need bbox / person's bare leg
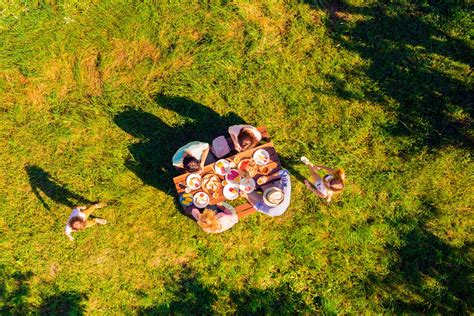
[308,165,321,183]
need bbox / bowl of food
[186,173,201,190]
[214,159,230,176]
[239,177,256,193]
[238,159,258,177]
[225,169,241,183]
[253,149,270,166]
[201,174,221,195]
[193,192,210,208]
[223,184,239,200]
[179,192,194,207]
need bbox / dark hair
[69,216,86,231]
[238,129,258,151]
[183,155,201,173]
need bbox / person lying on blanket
[301,156,346,202]
[228,125,261,152]
[172,141,211,174]
[241,169,291,217]
[64,203,107,241]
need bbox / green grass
[1,0,472,314]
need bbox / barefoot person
[172,141,211,174]
[242,169,291,217]
[64,203,107,241]
[228,125,261,152]
[191,202,238,233]
[301,156,346,202]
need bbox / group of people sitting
[64,125,346,239]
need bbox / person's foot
[300,156,313,167]
[304,179,313,189]
[95,203,107,208]
[95,218,107,225]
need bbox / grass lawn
[1,0,472,314]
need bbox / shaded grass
[0,0,472,314]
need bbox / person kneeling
[242,169,291,217]
[191,202,238,233]
[64,203,107,241]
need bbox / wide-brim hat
[263,187,284,207]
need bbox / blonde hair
[197,209,221,233]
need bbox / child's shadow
[113,94,246,195]
[25,165,93,210]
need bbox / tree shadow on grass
[229,285,318,315]
[25,165,93,210]
[0,267,33,314]
[0,266,87,314]
[138,267,217,315]
[324,1,473,153]
[39,291,87,315]
[113,94,246,200]
[138,267,317,315]
[363,202,473,313]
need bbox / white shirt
[64,208,86,237]
[172,142,209,167]
[228,125,261,151]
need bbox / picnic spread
[173,126,282,218]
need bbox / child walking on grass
[301,156,346,202]
[64,203,107,241]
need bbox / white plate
[186,173,201,190]
[193,191,210,208]
[253,149,270,166]
[214,159,230,176]
[239,177,256,193]
[225,169,241,183]
[223,184,239,200]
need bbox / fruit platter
[237,158,258,177]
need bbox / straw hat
[263,187,284,207]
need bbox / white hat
[263,187,284,207]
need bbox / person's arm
[191,208,201,221]
[228,126,242,151]
[316,165,335,174]
[64,226,74,241]
[200,146,210,169]
[304,180,327,198]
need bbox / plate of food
[186,173,201,190]
[253,149,270,166]
[225,169,241,183]
[201,174,222,194]
[223,184,239,200]
[239,177,256,193]
[238,158,258,177]
[214,159,230,176]
[193,191,210,208]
